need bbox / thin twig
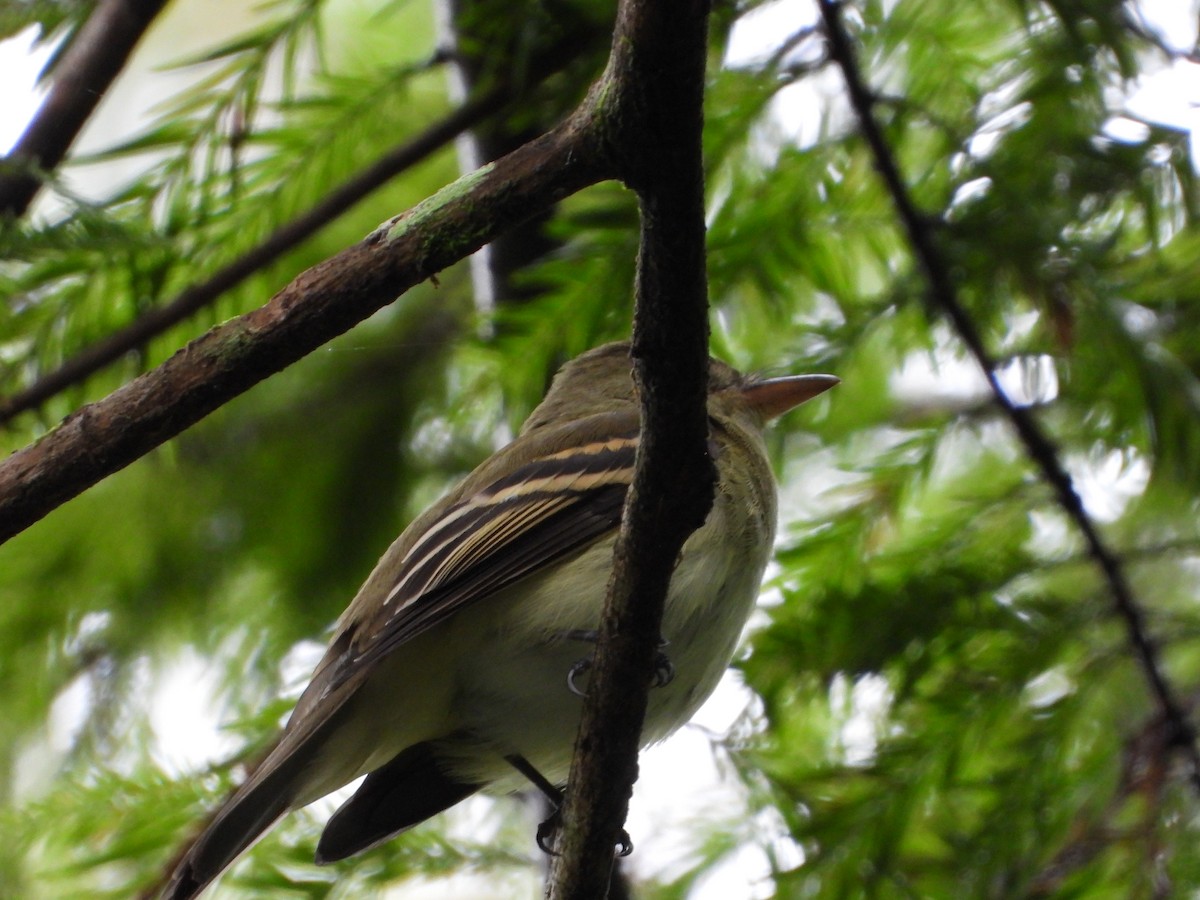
[0,0,169,218]
[817,0,1200,790]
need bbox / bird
[164,341,837,898]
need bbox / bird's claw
[566,657,591,698]
[561,632,674,697]
[537,807,563,855]
[616,829,634,856]
[534,807,633,858]
[652,640,674,687]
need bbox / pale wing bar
[337,433,639,681]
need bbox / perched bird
[166,341,837,899]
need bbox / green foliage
[0,3,87,47]
[3,0,1200,896]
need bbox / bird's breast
[443,480,774,790]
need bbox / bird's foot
[560,630,674,697]
[536,806,563,855]
[535,806,633,857]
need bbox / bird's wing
[333,426,639,683]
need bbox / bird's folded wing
[331,425,640,687]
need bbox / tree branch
[818,0,1200,791]
[0,0,169,218]
[0,38,594,426]
[0,113,607,544]
[546,0,714,896]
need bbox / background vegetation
[2,0,1199,896]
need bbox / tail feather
[164,747,305,900]
[162,648,366,899]
[163,701,352,900]
[315,742,480,864]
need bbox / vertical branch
[817,0,1200,790]
[546,0,715,897]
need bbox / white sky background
[0,28,51,153]
[2,1,1200,898]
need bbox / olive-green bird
[166,341,836,898]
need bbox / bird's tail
[162,744,302,900]
[163,739,482,898]
[315,741,481,863]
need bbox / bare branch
[817,0,1200,791]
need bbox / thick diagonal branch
[0,114,606,543]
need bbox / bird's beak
[741,374,839,420]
